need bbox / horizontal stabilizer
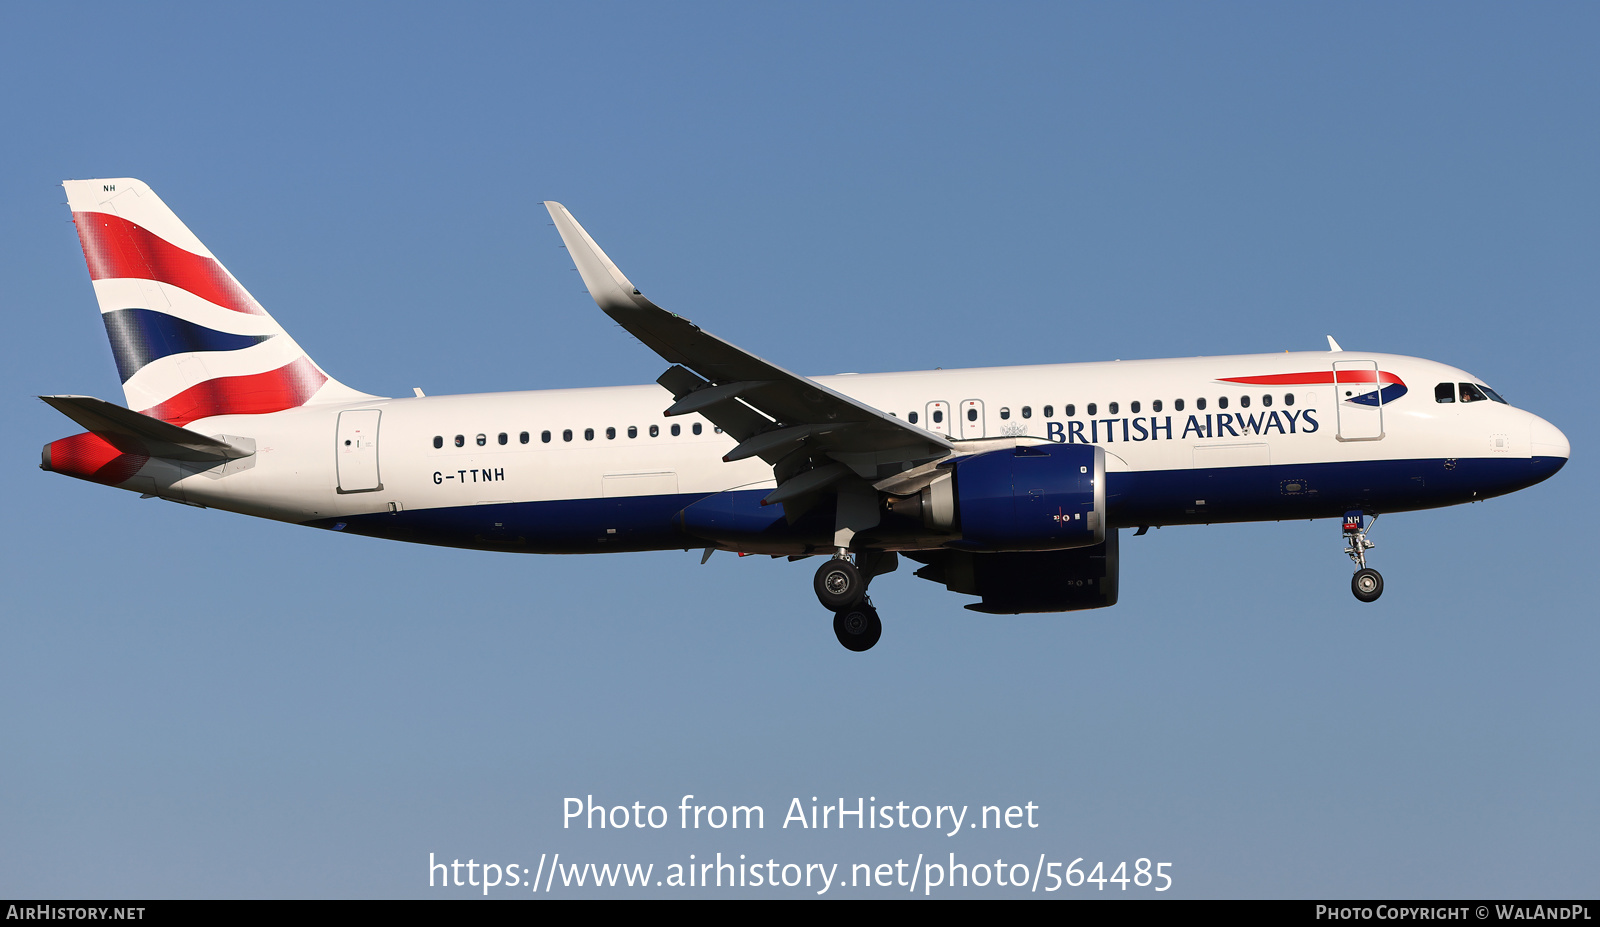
[40,395,254,462]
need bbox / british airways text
[1046,409,1319,444]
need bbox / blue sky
[2,3,1595,898]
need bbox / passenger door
[1333,360,1384,441]
[336,410,383,492]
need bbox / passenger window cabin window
[1022,406,1032,419]
[693,422,703,434]
[498,432,508,445]
[606,427,616,440]
[541,430,551,443]
[1283,394,1293,406]
[933,410,944,424]
[1175,398,1185,411]
[1240,395,1250,409]
[584,428,594,440]
[628,426,638,438]
[432,436,443,449]
[1044,405,1054,417]
[476,434,487,446]
[999,407,1010,420]
[650,424,660,437]
[1262,394,1272,407]
[1152,400,1163,413]
[520,431,529,444]
[967,408,978,422]
[1218,397,1228,410]
[1109,402,1119,415]
[1066,404,1076,417]
[562,429,573,442]
[1196,398,1206,411]
[1087,403,1097,416]
[1130,401,1140,414]
[671,424,681,436]
[1435,382,1456,403]
[454,435,465,447]
[909,411,919,424]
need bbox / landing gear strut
[1343,511,1383,603]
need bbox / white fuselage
[152,350,1565,547]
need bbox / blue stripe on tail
[100,307,273,382]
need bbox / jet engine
[890,443,1106,552]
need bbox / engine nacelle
[906,531,1120,614]
[924,443,1105,552]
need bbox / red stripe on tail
[139,357,327,427]
[72,211,264,316]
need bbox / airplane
[40,178,1570,651]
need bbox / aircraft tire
[833,604,882,652]
[1352,568,1384,603]
[815,559,866,611]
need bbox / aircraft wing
[545,203,952,497]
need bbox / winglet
[1326,335,1344,352]
[544,201,648,315]
[542,202,702,368]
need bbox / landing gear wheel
[1352,568,1384,603]
[815,558,865,611]
[833,602,882,652]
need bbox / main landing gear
[814,556,865,611]
[814,552,885,651]
[833,600,882,652]
[1343,511,1383,603]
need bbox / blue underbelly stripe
[305,456,1566,553]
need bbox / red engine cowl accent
[41,432,149,486]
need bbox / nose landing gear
[1343,511,1383,603]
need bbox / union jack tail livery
[63,178,371,426]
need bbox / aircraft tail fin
[62,178,375,427]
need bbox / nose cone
[1524,414,1569,488]
[1530,415,1570,460]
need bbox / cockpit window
[1480,385,1508,404]
[1459,383,1489,403]
[1435,382,1455,403]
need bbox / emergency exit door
[336,410,383,492]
